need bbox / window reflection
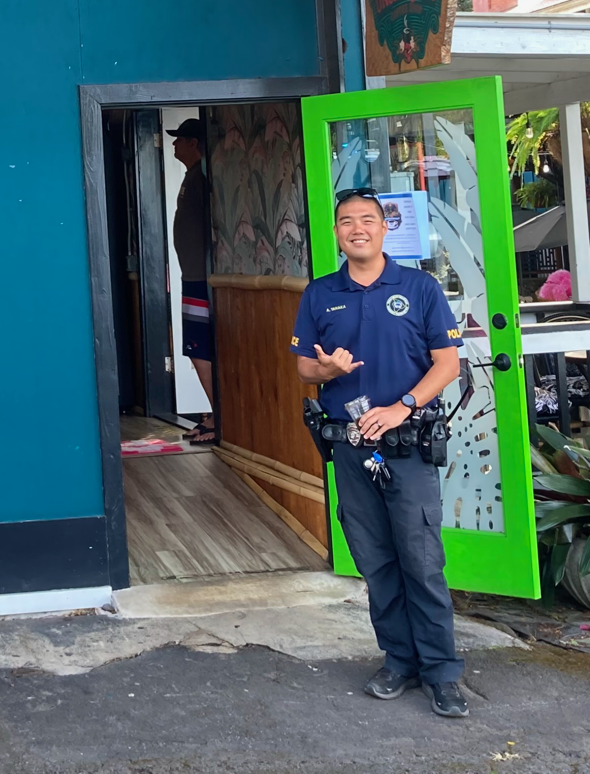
[330,110,480,302]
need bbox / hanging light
[525,114,534,140]
[542,159,551,174]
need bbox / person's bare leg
[188,358,215,441]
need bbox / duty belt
[322,420,419,452]
[302,398,449,467]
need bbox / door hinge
[154,132,163,148]
[165,356,174,373]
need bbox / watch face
[402,394,416,409]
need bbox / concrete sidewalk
[0,599,524,677]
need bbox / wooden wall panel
[214,286,329,547]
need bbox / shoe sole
[364,676,421,700]
[422,683,469,718]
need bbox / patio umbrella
[513,205,565,252]
[512,201,590,252]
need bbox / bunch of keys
[363,450,391,489]
[345,396,390,486]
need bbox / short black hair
[334,194,385,222]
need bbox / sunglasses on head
[335,187,380,203]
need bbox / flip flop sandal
[182,413,213,439]
[189,423,216,445]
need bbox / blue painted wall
[0,0,319,524]
[341,0,366,92]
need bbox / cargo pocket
[423,503,446,574]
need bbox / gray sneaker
[422,682,469,717]
[364,668,421,700]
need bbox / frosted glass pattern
[330,110,504,533]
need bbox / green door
[302,76,540,599]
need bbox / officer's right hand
[314,344,364,380]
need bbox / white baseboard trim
[0,586,113,616]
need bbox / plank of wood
[123,452,327,585]
[257,483,329,549]
[124,454,214,499]
[235,471,329,561]
[220,440,324,489]
[212,447,325,503]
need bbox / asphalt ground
[0,640,588,774]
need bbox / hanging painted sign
[365,0,458,76]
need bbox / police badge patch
[386,294,410,316]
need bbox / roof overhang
[381,13,590,112]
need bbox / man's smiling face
[334,196,388,263]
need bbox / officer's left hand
[358,402,412,440]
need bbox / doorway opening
[100,97,328,588]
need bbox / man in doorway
[166,118,215,443]
[291,189,468,717]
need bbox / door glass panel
[330,111,503,534]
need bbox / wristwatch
[401,393,417,413]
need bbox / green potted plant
[531,424,590,608]
[514,179,558,210]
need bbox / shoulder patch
[291,336,299,347]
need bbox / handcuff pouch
[383,428,400,459]
[398,419,413,458]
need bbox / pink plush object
[537,269,572,301]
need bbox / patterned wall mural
[209,103,308,277]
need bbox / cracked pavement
[0,606,587,773]
[0,599,525,677]
[0,639,589,774]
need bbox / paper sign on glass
[379,191,430,262]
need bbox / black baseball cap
[166,118,203,140]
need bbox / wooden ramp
[123,451,328,585]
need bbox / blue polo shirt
[290,256,462,421]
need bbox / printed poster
[379,191,430,262]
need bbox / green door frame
[302,76,540,599]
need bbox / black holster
[303,398,332,463]
[418,402,450,467]
[382,404,449,467]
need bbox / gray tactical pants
[333,443,464,684]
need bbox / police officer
[290,188,468,718]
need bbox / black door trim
[135,110,174,417]
[80,77,329,590]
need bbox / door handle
[473,353,512,372]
